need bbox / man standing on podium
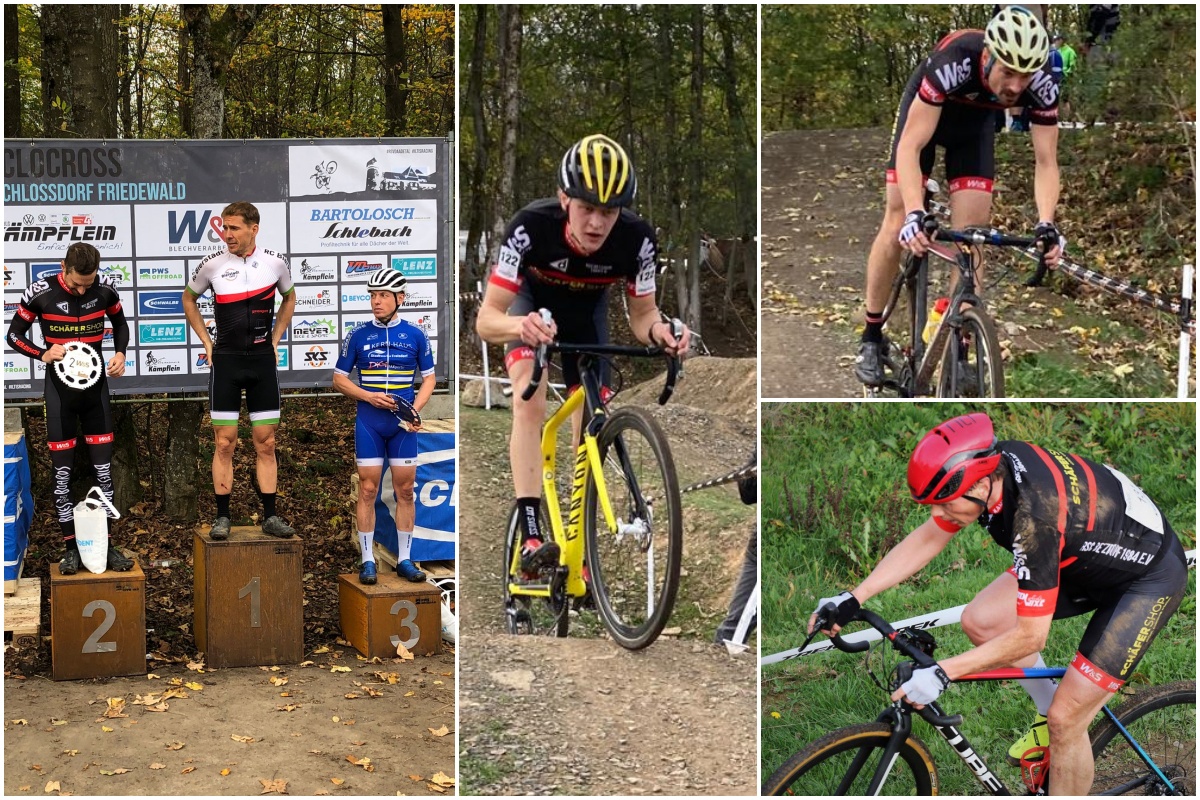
[332,267,436,585]
[182,201,297,541]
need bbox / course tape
[762,549,1197,666]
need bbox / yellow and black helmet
[985,6,1050,73]
[559,134,637,209]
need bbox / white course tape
[762,549,1197,667]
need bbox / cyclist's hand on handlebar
[898,210,934,256]
[650,319,689,357]
[807,590,860,636]
[519,310,556,347]
[891,662,950,708]
[1034,221,1065,269]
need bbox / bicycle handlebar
[519,310,683,405]
[815,605,964,728]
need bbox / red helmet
[908,413,1001,504]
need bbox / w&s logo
[167,210,224,245]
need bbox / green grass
[761,402,1196,795]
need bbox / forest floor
[761,125,1194,398]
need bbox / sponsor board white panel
[3,205,134,259]
[289,200,437,253]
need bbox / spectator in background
[1052,32,1078,122]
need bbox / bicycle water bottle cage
[1020,746,1051,795]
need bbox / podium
[50,563,146,681]
[338,571,441,658]
[194,527,303,668]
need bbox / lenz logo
[139,323,186,344]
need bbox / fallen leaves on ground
[345,755,374,772]
[270,676,288,687]
[430,772,455,787]
[276,704,299,712]
[329,665,351,673]
[102,699,127,718]
[180,767,195,775]
[149,764,165,770]
[395,643,414,660]
[186,660,205,672]
[98,768,130,776]
[165,741,185,751]
[330,778,344,785]
[259,778,288,794]
[220,768,231,776]
[231,734,256,744]
[44,781,60,793]
[11,719,28,725]
[428,725,449,737]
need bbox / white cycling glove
[900,663,951,705]
[812,590,860,629]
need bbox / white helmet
[367,268,407,294]
[985,7,1050,73]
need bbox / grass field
[760,402,1196,794]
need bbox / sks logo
[934,57,972,91]
[303,346,329,366]
[346,260,384,275]
[167,210,224,245]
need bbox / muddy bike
[868,217,1047,399]
[763,606,1195,796]
[503,319,684,650]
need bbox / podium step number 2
[51,563,146,681]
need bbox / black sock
[864,311,885,344]
[516,497,542,541]
[261,492,276,518]
[216,493,231,518]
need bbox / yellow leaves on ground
[345,755,374,772]
[184,682,203,692]
[259,778,288,794]
[427,725,449,737]
[102,698,127,718]
[44,781,61,793]
[149,763,166,770]
[231,734,256,744]
[165,741,185,751]
[220,768,231,776]
[395,643,414,660]
[98,768,130,776]
[270,676,288,687]
[329,665,351,674]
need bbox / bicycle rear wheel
[503,504,569,638]
[1090,680,1195,796]
[937,306,1005,398]
[584,407,682,650]
[762,723,938,795]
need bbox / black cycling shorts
[209,352,281,427]
[44,375,112,446]
[886,72,996,194]
[1051,530,1188,693]
[503,280,611,391]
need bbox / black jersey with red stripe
[915,30,1059,125]
[6,272,129,364]
[489,198,657,306]
[979,441,1170,616]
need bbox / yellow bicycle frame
[507,388,619,600]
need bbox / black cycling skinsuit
[490,197,658,389]
[887,30,1060,193]
[6,272,129,544]
[952,441,1187,693]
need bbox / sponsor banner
[189,319,217,347]
[4,355,30,382]
[294,286,338,313]
[102,321,133,349]
[290,315,339,342]
[135,259,187,287]
[139,319,188,346]
[100,261,133,288]
[138,290,184,316]
[2,205,134,259]
[30,261,63,284]
[341,314,375,338]
[399,282,437,310]
[140,348,187,376]
[374,431,456,562]
[289,200,438,253]
[4,263,27,291]
[133,203,287,257]
[4,293,25,324]
[397,311,438,341]
[122,352,138,377]
[339,286,372,312]
[276,346,289,370]
[292,343,334,370]
[118,290,136,314]
[391,255,437,279]
[340,254,388,282]
[189,348,212,374]
[288,143,438,198]
[293,255,338,284]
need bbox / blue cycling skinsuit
[334,317,435,467]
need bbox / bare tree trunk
[181,4,263,139]
[4,4,21,137]
[41,5,119,137]
[382,5,410,136]
[163,402,202,522]
[678,8,705,335]
[118,5,132,137]
[492,5,522,251]
[177,20,191,134]
[465,6,492,281]
[714,5,755,243]
[657,7,682,311]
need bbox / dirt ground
[3,648,455,796]
[457,357,758,796]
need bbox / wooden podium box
[50,563,146,681]
[338,571,440,659]
[194,527,303,668]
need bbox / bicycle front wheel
[763,723,938,796]
[584,406,682,650]
[1090,680,1195,796]
[937,306,1004,398]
